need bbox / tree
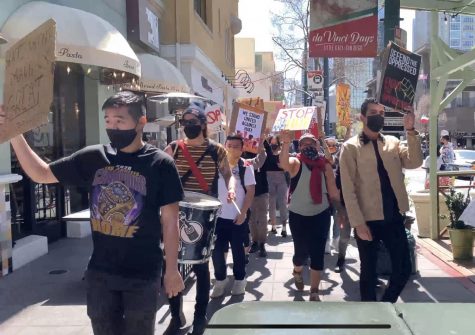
[271,0,309,71]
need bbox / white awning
[134,53,190,94]
[0,1,141,81]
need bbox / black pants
[168,262,210,320]
[86,270,159,335]
[356,214,411,302]
[212,217,249,281]
[288,209,331,271]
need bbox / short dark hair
[226,133,244,147]
[268,135,281,147]
[442,135,450,141]
[360,98,380,116]
[102,91,145,122]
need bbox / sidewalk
[1,227,475,335]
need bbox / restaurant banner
[309,0,378,57]
[336,83,351,127]
[229,102,267,154]
[378,42,422,111]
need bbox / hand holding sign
[403,111,415,130]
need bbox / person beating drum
[163,101,235,335]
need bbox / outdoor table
[205,302,411,334]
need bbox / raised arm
[11,135,58,184]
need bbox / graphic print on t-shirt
[91,166,147,238]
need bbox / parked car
[451,150,475,172]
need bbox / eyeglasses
[179,119,201,127]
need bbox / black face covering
[270,144,279,151]
[366,114,385,133]
[183,125,202,139]
[106,128,137,150]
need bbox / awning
[0,1,141,83]
[133,53,190,94]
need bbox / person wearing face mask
[339,98,423,302]
[210,134,256,299]
[263,135,289,237]
[2,91,185,335]
[163,102,235,335]
[279,132,340,301]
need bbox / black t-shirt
[50,144,184,280]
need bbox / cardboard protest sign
[272,106,316,132]
[229,103,267,154]
[263,101,284,133]
[0,19,56,143]
[296,102,326,139]
[205,104,223,134]
[378,42,421,111]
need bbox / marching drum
[178,191,221,264]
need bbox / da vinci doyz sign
[309,0,378,57]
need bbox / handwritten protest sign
[229,103,267,154]
[272,106,316,132]
[378,42,421,111]
[205,104,223,134]
[0,19,56,143]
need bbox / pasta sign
[272,107,316,132]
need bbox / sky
[237,0,416,79]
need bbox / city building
[160,0,240,113]
[234,37,283,101]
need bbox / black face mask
[270,144,279,151]
[183,125,202,139]
[106,128,138,150]
[366,114,384,132]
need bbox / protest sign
[205,104,223,134]
[229,103,267,154]
[378,42,421,111]
[263,101,284,133]
[0,19,56,143]
[295,102,325,140]
[272,106,316,132]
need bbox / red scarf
[297,154,328,204]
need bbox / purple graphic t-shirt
[50,144,184,279]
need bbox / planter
[410,190,449,238]
[448,228,474,260]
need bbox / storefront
[0,1,140,244]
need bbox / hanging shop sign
[308,70,324,103]
[126,0,160,53]
[336,83,351,127]
[309,0,378,57]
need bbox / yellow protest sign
[272,106,316,132]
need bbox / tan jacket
[340,131,423,228]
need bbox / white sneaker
[331,237,339,253]
[210,278,228,298]
[231,279,247,295]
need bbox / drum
[178,191,221,264]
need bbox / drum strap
[177,140,210,193]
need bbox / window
[462,40,474,49]
[451,38,461,47]
[463,24,474,31]
[453,15,461,23]
[452,30,461,39]
[451,22,460,30]
[194,0,207,24]
[463,16,474,23]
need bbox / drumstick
[232,200,242,215]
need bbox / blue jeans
[212,217,249,281]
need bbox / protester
[242,140,269,258]
[163,101,235,335]
[279,131,340,301]
[340,98,423,302]
[2,92,185,335]
[211,134,256,298]
[264,135,289,237]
